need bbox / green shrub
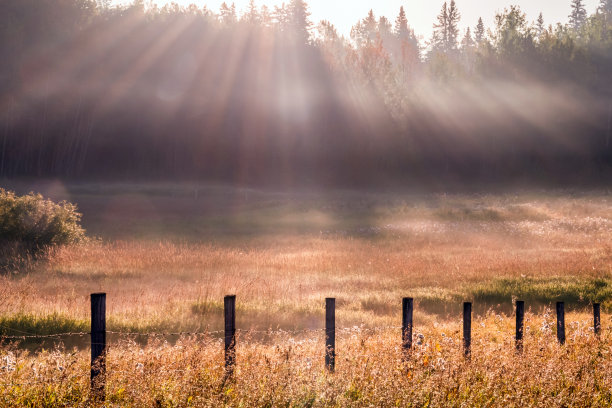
[0,189,86,263]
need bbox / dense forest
[1,0,611,186]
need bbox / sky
[115,0,601,40]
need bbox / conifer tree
[432,2,449,51]
[462,27,474,49]
[219,2,237,24]
[598,0,612,16]
[260,5,271,27]
[569,0,587,31]
[394,6,409,40]
[447,0,461,50]
[363,10,377,41]
[244,0,260,24]
[273,3,289,31]
[379,16,391,35]
[536,12,545,37]
[475,17,485,43]
[288,0,312,44]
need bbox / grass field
[2,181,612,406]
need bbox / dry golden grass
[2,184,612,406]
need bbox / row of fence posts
[86,293,603,401]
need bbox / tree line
[0,0,611,186]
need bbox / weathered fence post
[402,297,413,358]
[516,300,524,352]
[90,293,106,401]
[325,298,335,372]
[224,295,236,376]
[556,301,565,345]
[594,303,601,337]
[463,302,471,359]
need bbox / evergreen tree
[394,6,409,40]
[317,20,339,42]
[379,16,392,36]
[432,2,449,51]
[462,27,474,49]
[243,0,260,24]
[475,17,485,43]
[536,12,545,37]
[260,5,272,27]
[219,2,237,24]
[598,0,612,16]
[447,0,461,50]
[569,0,587,31]
[273,3,289,31]
[432,1,460,52]
[363,10,377,41]
[287,0,312,43]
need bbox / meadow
[2,181,612,406]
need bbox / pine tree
[536,12,545,37]
[317,20,339,42]
[273,3,289,31]
[219,2,237,24]
[447,0,461,50]
[598,0,612,16]
[475,17,485,43]
[569,0,587,31]
[461,27,474,49]
[394,6,409,40]
[288,0,312,44]
[244,0,260,24]
[260,5,272,27]
[432,2,449,51]
[379,16,392,38]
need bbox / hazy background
[113,0,601,39]
[1,0,611,186]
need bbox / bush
[0,189,86,266]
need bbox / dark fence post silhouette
[224,295,236,376]
[556,302,565,345]
[325,298,335,372]
[463,302,472,359]
[402,297,413,358]
[515,300,524,352]
[594,303,601,337]
[90,293,106,401]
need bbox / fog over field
[2,0,612,406]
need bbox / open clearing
[2,182,612,406]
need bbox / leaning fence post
[594,303,601,337]
[556,301,565,345]
[90,293,106,401]
[516,300,524,352]
[463,302,471,359]
[325,298,335,372]
[224,295,236,376]
[402,297,413,357]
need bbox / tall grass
[1,187,612,405]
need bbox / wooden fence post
[463,302,471,359]
[556,302,565,345]
[516,300,524,352]
[402,297,413,357]
[224,295,236,376]
[594,303,601,337]
[90,293,106,401]
[325,298,335,372]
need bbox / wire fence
[0,293,605,402]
